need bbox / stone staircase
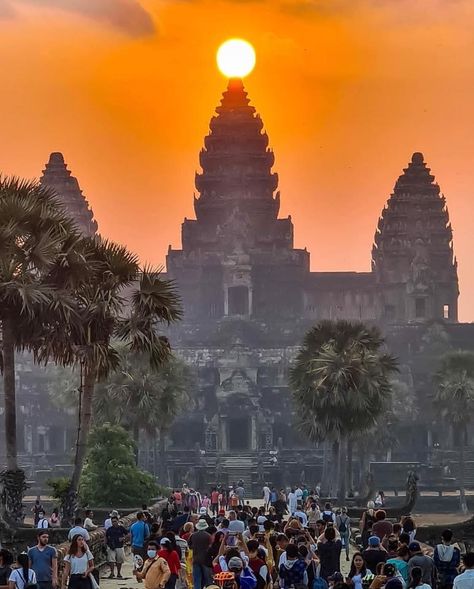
[220,454,255,490]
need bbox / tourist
[8,554,37,589]
[381,563,404,589]
[401,517,417,544]
[68,518,90,542]
[182,522,195,542]
[37,511,49,530]
[408,566,431,589]
[188,519,212,589]
[295,486,304,504]
[275,534,289,566]
[307,503,322,531]
[158,538,181,589]
[211,488,220,516]
[322,503,336,524]
[61,535,94,589]
[262,485,271,510]
[318,526,342,580]
[294,503,308,528]
[49,509,60,528]
[228,511,245,535]
[360,502,377,549]
[453,552,474,589]
[408,543,435,587]
[347,552,370,589]
[336,507,351,562]
[270,487,278,508]
[375,492,385,508]
[28,531,58,589]
[105,515,128,579]
[0,550,13,587]
[32,497,45,527]
[135,540,171,589]
[247,540,269,589]
[130,512,151,560]
[434,530,461,589]
[362,536,387,573]
[235,485,245,508]
[83,511,97,532]
[287,489,297,516]
[386,546,410,585]
[104,510,119,530]
[279,544,307,589]
[373,511,393,543]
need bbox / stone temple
[3,79,473,493]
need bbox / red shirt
[211,491,219,503]
[158,549,181,575]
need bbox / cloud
[7,0,156,37]
[0,2,16,18]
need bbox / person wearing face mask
[135,541,171,589]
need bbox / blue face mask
[147,550,157,559]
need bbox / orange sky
[1,0,474,320]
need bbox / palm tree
[0,176,85,522]
[289,320,397,500]
[38,241,181,518]
[434,351,474,514]
[93,353,190,483]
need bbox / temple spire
[40,152,98,237]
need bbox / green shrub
[79,423,158,507]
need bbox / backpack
[313,578,329,589]
[239,567,257,589]
[322,511,333,523]
[338,516,348,533]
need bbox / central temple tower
[167,79,309,322]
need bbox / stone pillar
[250,416,257,450]
[220,419,228,452]
[224,288,229,316]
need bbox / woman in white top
[62,535,94,589]
[8,554,37,589]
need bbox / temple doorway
[228,417,250,450]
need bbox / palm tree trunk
[330,440,339,498]
[346,437,354,494]
[2,317,18,471]
[459,429,468,514]
[65,364,96,521]
[159,431,167,486]
[338,436,347,502]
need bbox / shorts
[107,547,125,563]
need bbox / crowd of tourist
[1,486,474,589]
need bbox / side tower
[372,152,458,323]
[40,152,98,236]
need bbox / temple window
[415,297,426,318]
[228,285,249,315]
[443,304,450,320]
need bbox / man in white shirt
[84,510,98,531]
[454,552,474,589]
[228,510,245,533]
[287,489,297,515]
[37,511,49,529]
[68,517,90,541]
[262,485,271,509]
[295,487,303,503]
[293,504,308,527]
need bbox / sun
[216,39,256,79]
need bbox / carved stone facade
[162,79,462,486]
[1,81,470,491]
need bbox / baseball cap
[199,507,207,514]
[368,536,380,546]
[228,557,243,571]
[409,541,421,552]
[160,538,171,545]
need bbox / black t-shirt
[189,531,211,565]
[106,525,128,549]
[363,548,387,572]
